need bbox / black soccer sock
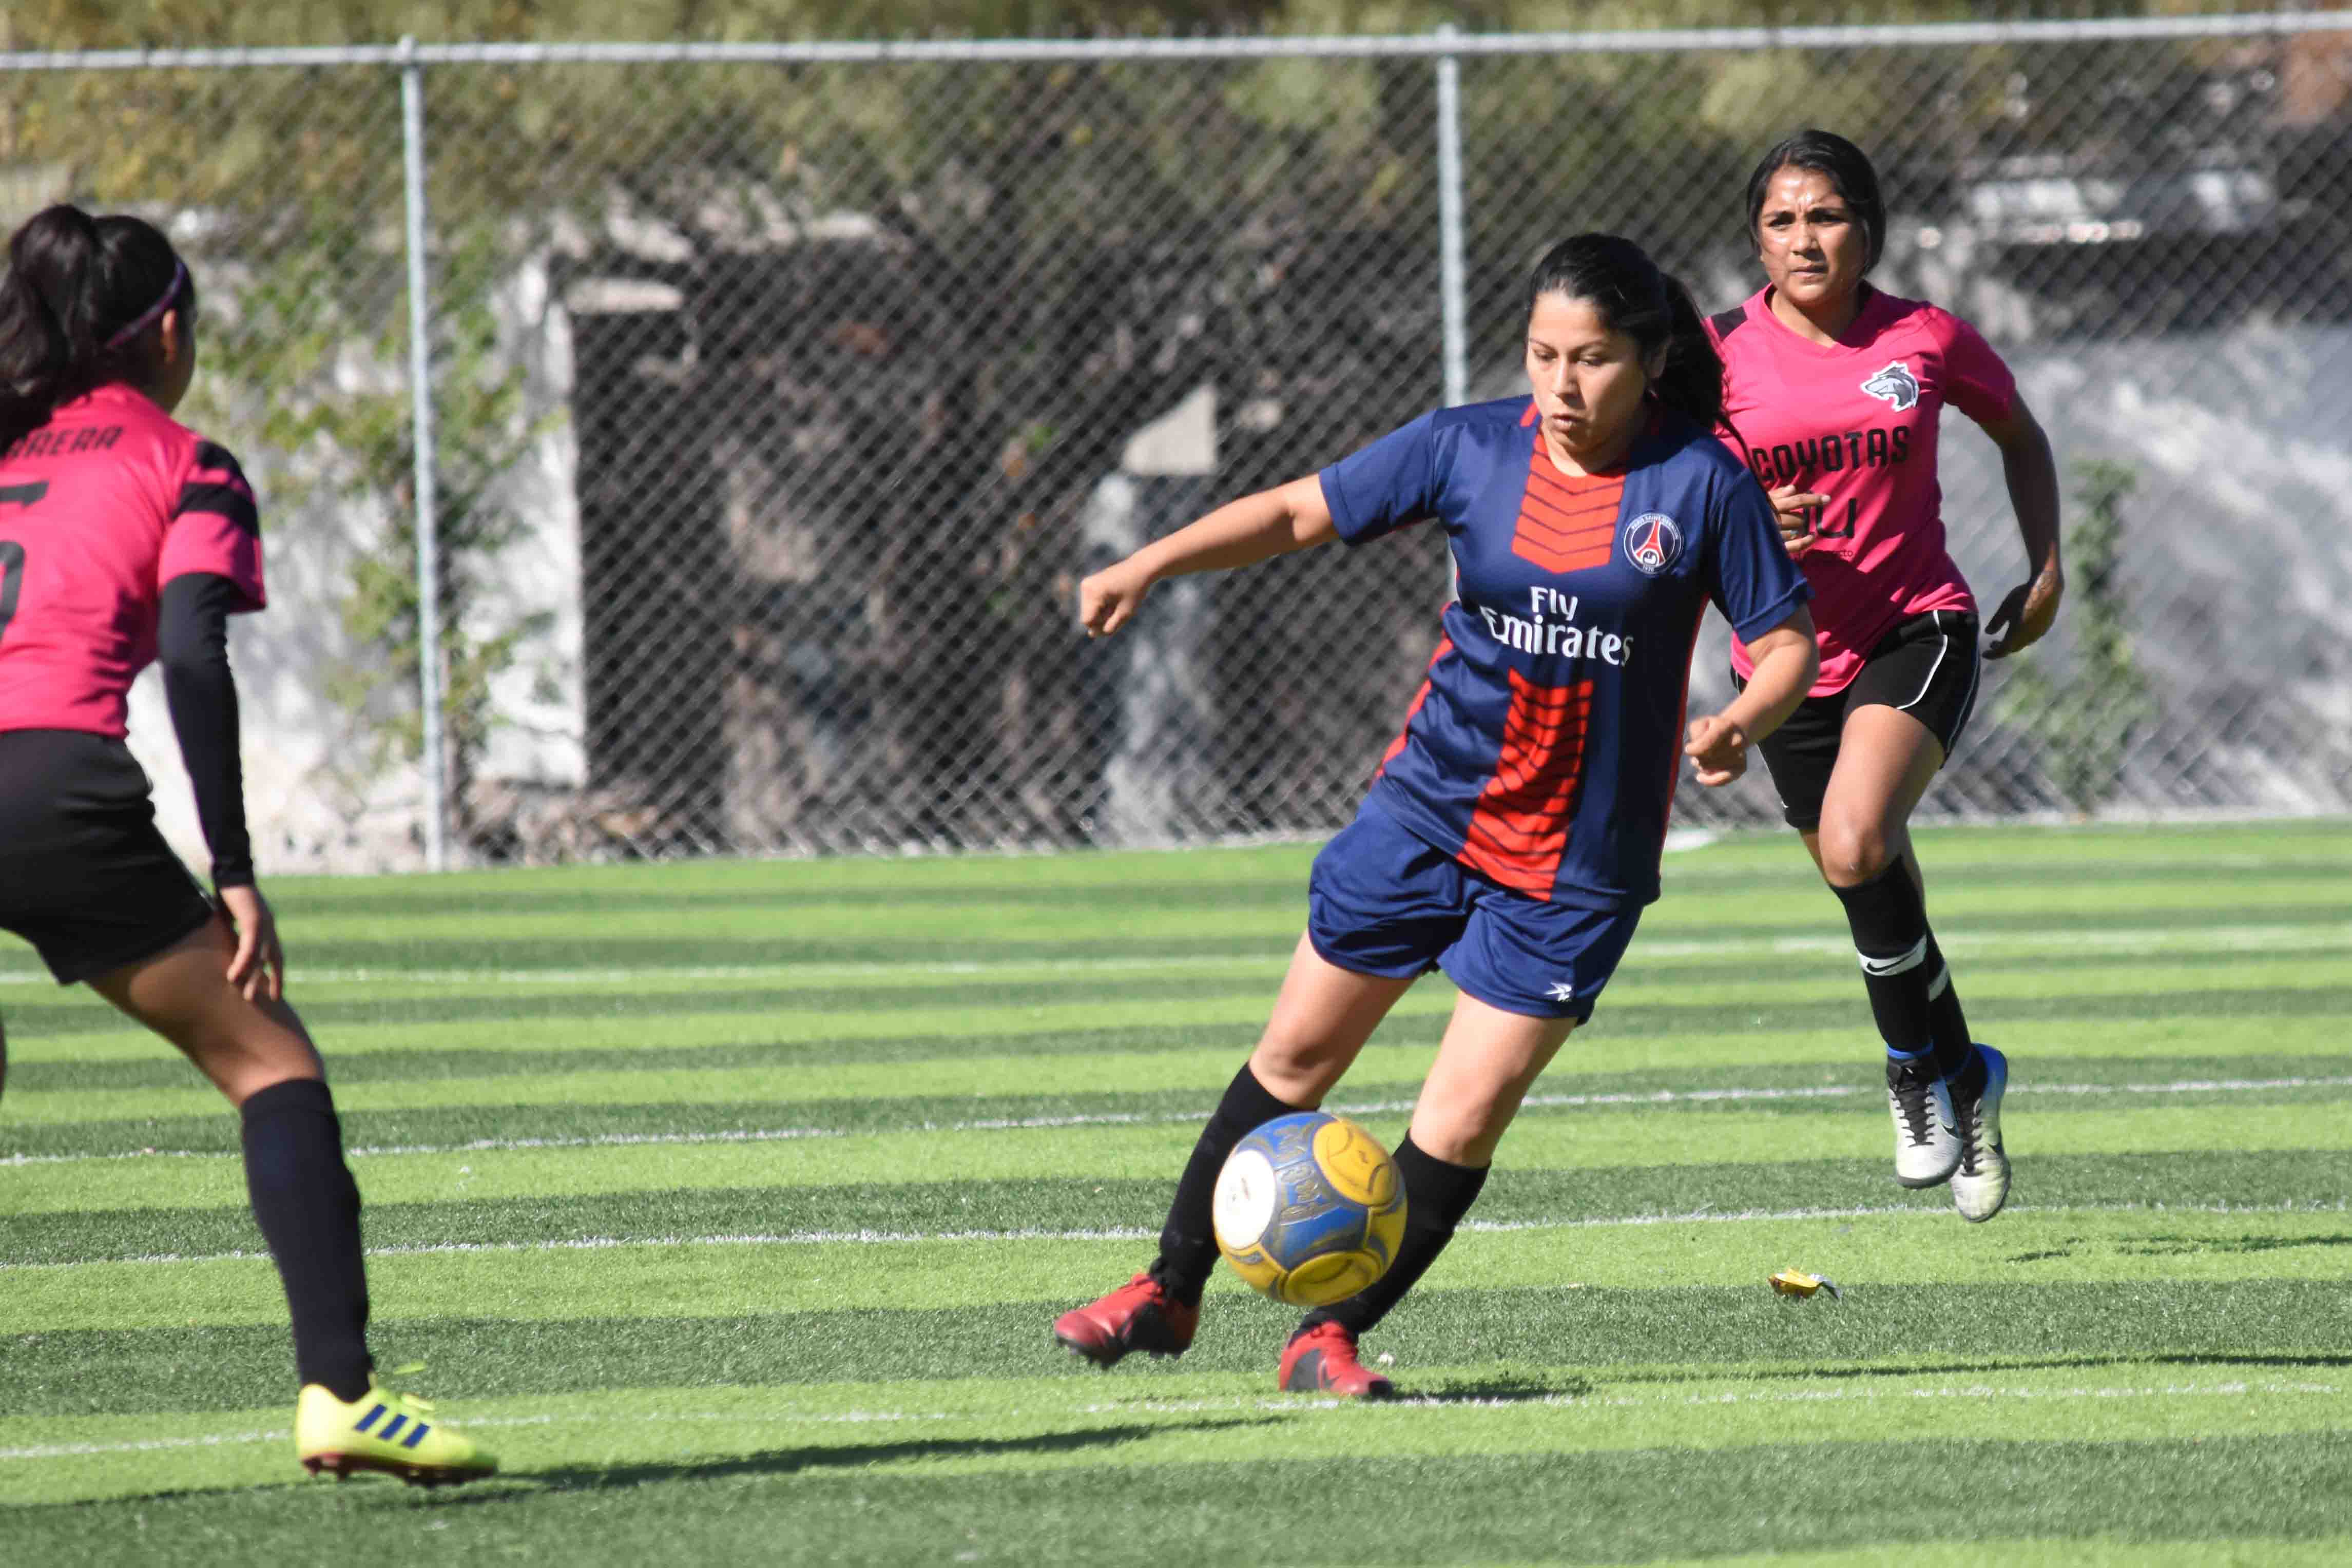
[1149,1064,1304,1307]
[1918,928,1975,1079]
[1302,1137,1489,1340]
[240,1078,373,1401]
[1831,860,1974,1078]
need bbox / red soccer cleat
[1278,1321,1395,1399]
[1053,1272,1199,1368]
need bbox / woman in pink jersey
[0,205,492,1484]
[1706,130,2065,1222]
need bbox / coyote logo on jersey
[1860,360,1920,411]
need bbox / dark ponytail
[0,204,191,446]
[1524,232,1725,430]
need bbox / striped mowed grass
[2,821,2348,1565]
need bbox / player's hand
[218,883,284,1002]
[1766,484,1832,558]
[1078,558,1158,638]
[1984,562,2064,660]
[1684,713,1751,787]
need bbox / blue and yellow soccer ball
[1212,1111,1408,1307]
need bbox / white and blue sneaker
[1948,1044,2010,1222]
[1886,1054,1961,1188]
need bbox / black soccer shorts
[0,729,218,984]
[1736,608,1982,833]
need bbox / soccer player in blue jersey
[1052,234,1820,1397]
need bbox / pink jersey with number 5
[0,384,265,737]
[1705,285,2016,695]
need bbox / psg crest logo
[1860,360,1921,410]
[1622,512,1684,576]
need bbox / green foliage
[0,54,547,842]
[1,1,2233,855]
[169,161,545,836]
[324,239,553,826]
[1997,457,2155,816]
[2,0,2218,52]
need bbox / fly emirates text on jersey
[1477,589,1636,666]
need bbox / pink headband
[103,259,188,351]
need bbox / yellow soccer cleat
[296,1380,498,1487]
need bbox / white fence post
[1434,22,1469,409]
[398,35,449,871]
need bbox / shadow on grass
[2118,1233,2352,1257]
[404,1417,1277,1505]
[1401,1375,1594,1405]
[2142,1351,2352,1371]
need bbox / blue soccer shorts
[1304,801,1643,1022]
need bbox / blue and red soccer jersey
[0,384,265,737]
[1319,396,1808,912]
[1706,285,2018,695]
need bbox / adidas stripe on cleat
[1053,1271,1199,1368]
[1949,1044,2011,1223]
[296,1381,497,1487]
[1885,1054,1961,1188]
[1278,1322,1394,1400]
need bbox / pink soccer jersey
[0,384,265,737]
[1706,285,2016,695]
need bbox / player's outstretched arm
[1685,608,1819,787]
[1977,393,2064,660]
[1078,475,1336,638]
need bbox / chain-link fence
[4,14,2348,869]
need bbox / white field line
[3,920,2348,991]
[6,1071,2350,1171]
[0,1428,292,1461]
[0,955,1300,989]
[0,1124,845,1168]
[5,1197,2344,1273]
[3,1376,2336,1465]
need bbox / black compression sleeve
[158,572,256,888]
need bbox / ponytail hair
[1524,233,1725,430]
[0,204,192,445]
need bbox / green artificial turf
[3,821,2349,1563]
